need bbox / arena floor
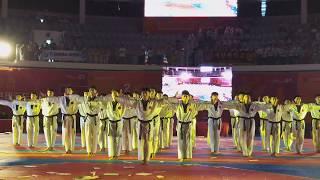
[0,133,318,179]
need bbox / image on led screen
[162,67,232,101]
[145,0,238,17]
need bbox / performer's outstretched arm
[221,101,241,111]
[116,95,137,108]
[258,103,272,112]
[195,101,211,112]
[0,100,13,108]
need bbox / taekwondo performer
[104,90,126,160]
[258,96,270,151]
[0,95,26,146]
[97,93,109,152]
[191,95,198,149]
[291,96,308,154]
[26,92,41,148]
[41,89,60,151]
[78,92,89,149]
[230,95,240,151]
[169,90,207,161]
[82,91,101,156]
[159,94,176,149]
[282,99,294,151]
[149,89,162,157]
[265,97,282,156]
[203,92,233,154]
[131,92,139,150]
[308,96,320,153]
[55,87,83,154]
[226,94,271,157]
[117,88,170,164]
[122,93,137,153]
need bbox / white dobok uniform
[0,100,26,145]
[291,104,308,154]
[41,97,60,149]
[26,100,41,147]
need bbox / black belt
[45,114,58,119]
[100,117,108,121]
[108,120,121,136]
[178,121,192,124]
[138,119,153,140]
[282,119,292,123]
[178,121,192,140]
[123,116,136,132]
[123,116,137,120]
[62,113,76,129]
[27,114,40,118]
[160,117,173,131]
[86,113,98,125]
[269,121,281,135]
[260,118,269,121]
[138,119,153,123]
[209,117,221,130]
[100,117,108,131]
[13,114,24,127]
[87,113,98,117]
[313,118,320,129]
[44,114,58,126]
[209,117,221,120]
[109,119,121,123]
[293,119,304,130]
[239,117,255,132]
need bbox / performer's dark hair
[30,91,37,95]
[47,88,54,92]
[182,90,190,96]
[141,88,149,92]
[89,86,97,90]
[211,92,218,96]
[163,94,168,97]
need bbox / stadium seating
[1,9,320,66]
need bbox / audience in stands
[3,11,320,65]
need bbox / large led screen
[162,66,232,101]
[145,0,238,17]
